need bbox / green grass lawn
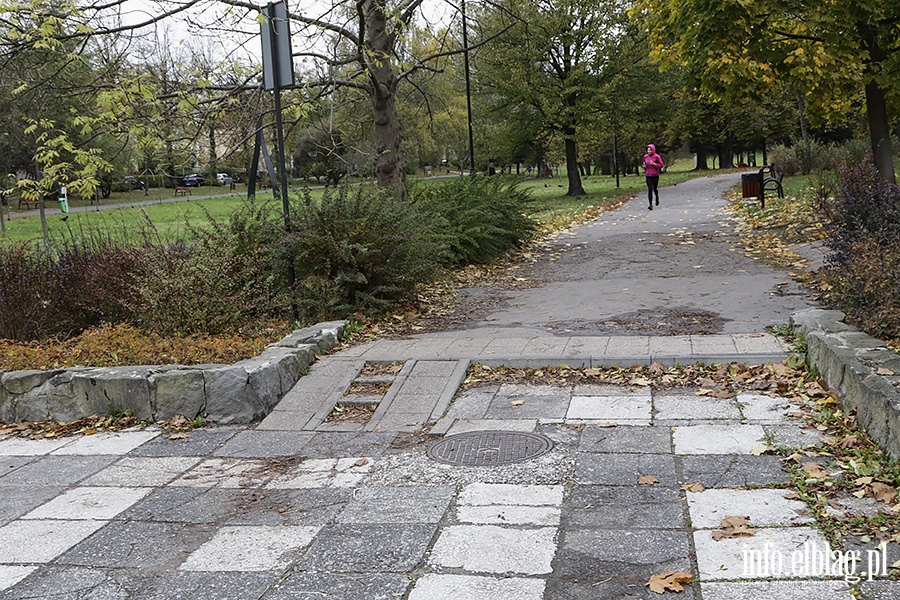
[0,161,728,244]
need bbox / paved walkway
[1,173,897,599]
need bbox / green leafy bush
[818,157,900,340]
[410,176,535,265]
[286,185,447,320]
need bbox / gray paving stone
[737,392,794,423]
[567,394,652,423]
[296,523,435,572]
[556,529,691,579]
[299,432,397,458]
[535,422,583,447]
[409,574,545,600]
[0,566,146,600]
[446,419,537,436]
[576,453,678,486]
[486,385,570,419]
[679,454,791,488]
[0,485,67,526]
[57,521,216,570]
[578,426,671,454]
[126,427,241,457]
[169,457,275,488]
[763,424,824,449]
[119,487,242,524]
[212,430,315,457]
[131,572,277,600]
[701,580,856,599]
[545,578,697,600]
[337,485,454,523]
[266,457,374,489]
[179,525,320,571]
[564,485,686,529]
[268,572,411,600]
[0,455,118,486]
[459,483,564,506]
[445,387,498,419]
[0,437,73,456]
[457,505,561,526]
[0,566,36,593]
[0,456,34,479]
[220,488,354,526]
[428,524,557,575]
[859,581,900,600]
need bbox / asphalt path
[431,172,819,337]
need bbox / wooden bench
[174,186,190,197]
[18,197,39,209]
[740,164,784,208]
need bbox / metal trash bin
[741,172,761,198]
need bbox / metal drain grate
[426,430,554,466]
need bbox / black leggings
[646,176,660,205]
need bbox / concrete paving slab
[650,335,693,355]
[82,456,201,487]
[567,394,652,421]
[738,392,793,423]
[0,486,67,526]
[576,453,678,486]
[672,424,767,454]
[486,385,570,419]
[179,525,320,571]
[0,437,74,456]
[564,485,685,529]
[691,335,738,355]
[170,457,275,488]
[679,455,791,488]
[457,505,561,526]
[267,572,410,600]
[701,580,856,599]
[266,456,374,489]
[211,430,315,457]
[0,456,35,477]
[687,488,812,528]
[563,337,610,356]
[336,485,454,523]
[0,519,106,563]
[445,387,497,420]
[446,419,537,436]
[296,523,435,572]
[132,572,277,600]
[693,526,830,580]
[408,574,545,600]
[458,483,564,506]
[120,487,240,524]
[0,455,118,486]
[605,337,650,355]
[858,581,900,600]
[126,427,240,457]
[655,393,742,421]
[556,528,692,579]
[733,333,788,354]
[51,431,159,455]
[0,566,146,600]
[298,432,396,458]
[57,521,215,570]
[764,425,824,449]
[546,577,697,599]
[22,486,151,520]
[0,567,36,593]
[578,425,672,454]
[428,525,557,575]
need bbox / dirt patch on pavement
[544,308,728,336]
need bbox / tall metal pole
[267,5,297,320]
[461,0,475,176]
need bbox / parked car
[183,174,205,187]
[124,176,145,190]
[216,173,231,185]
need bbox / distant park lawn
[0,160,731,244]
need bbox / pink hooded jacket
[643,144,665,177]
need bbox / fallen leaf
[801,462,829,481]
[638,475,660,485]
[167,432,190,440]
[647,571,693,594]
[872,483,898,505]
[510,400,525,406]
[855,476,874,486]
[876,367,895,376]
[595,422,618,428]
[632,377,652,386]
[648,361,666,375]
[712,515,755,541]
[783,491,801,500]
[681,481,705,493]
[750,445,773,456]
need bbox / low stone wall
[792,309,900,460]
[0,321,346,425]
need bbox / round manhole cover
[427,430,554,466]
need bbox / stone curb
[792,309,900,459]
[0,321,346,425]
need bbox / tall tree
[633,0,899,183]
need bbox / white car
[216,173,230,184]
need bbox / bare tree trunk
[564,131,585,196]
[795,92,811,174]
[365,0,406,200]
[858,21,896,184]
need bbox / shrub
[410,176,536,265]
[286,185,447,320]
[0,242,56,340]
[818,156,900,340]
